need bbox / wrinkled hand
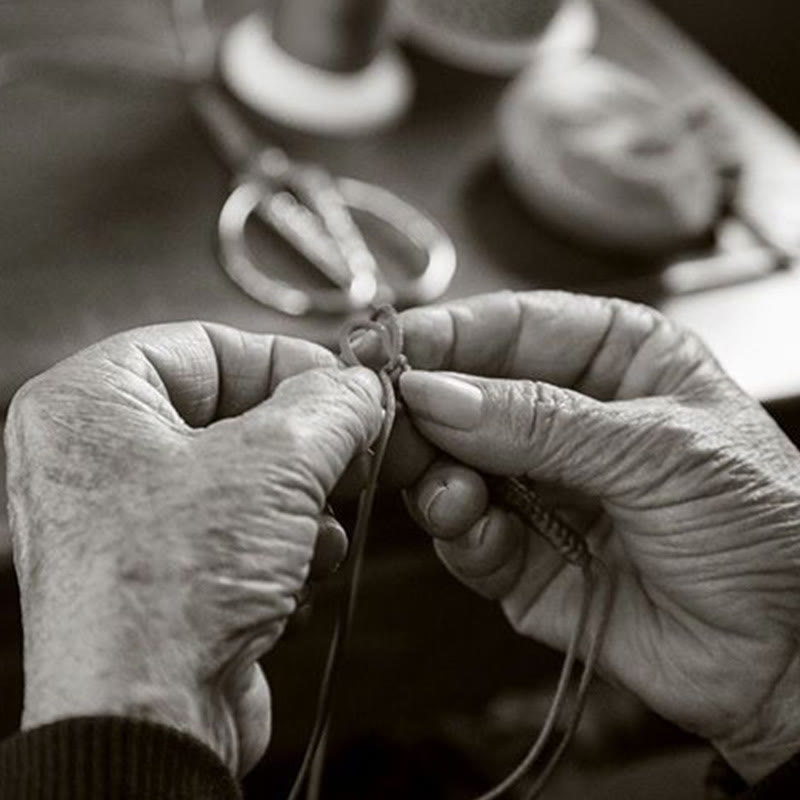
[5,322,383,776]
[396,291,800,783]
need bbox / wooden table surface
[1,0,799,402]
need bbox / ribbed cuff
[0,717,241,800]
[707,752,800,799]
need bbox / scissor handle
[218,177,457,315]
[338,178,457,307]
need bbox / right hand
[396,291,800,784]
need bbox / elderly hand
[397,291,800,783]
[4,323,383,776]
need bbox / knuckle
[497,378,538,442]
[6,374,52,437]
[606,296,665,332]
[302,367,382,435]
[505,379,574,446]
[608,297,678,353]
[273,334,339,375]
[602,298,722,395]
[338,367,381,410]
[674,325,709,358]
[274,413,315,457]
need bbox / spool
[220,0,413,136]
[398,0,598,75]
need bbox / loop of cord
[339,304,409,387]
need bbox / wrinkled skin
[8,291,800,787]
[396,291,800,783]
[4,322,383,776]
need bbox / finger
[407,460,601,542]
[98,322,337,427]
[502,558,664,712]
[399,291,715,400]
[331,451,372,501]
[431,506,532,599]
[380,406,437,489]
[331,409,437,496]
[502,551,594,655]
[400,370,640,497]
[293,583,314,609]
[343,334,437,490]
[405,460,488,540]
[287,601,314,633]
[234,366,384,502]
[228,663,271,778]
[310,513,348,578]
[405,464,580,599]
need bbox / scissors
[192,86,457,316]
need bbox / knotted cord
[287,305,613,800]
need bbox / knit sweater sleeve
[0,717,242,800]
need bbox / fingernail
[348,330,367,350]
[418,482,447,528]
[400,372,483,430]
[346,330,384,370]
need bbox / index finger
[399,290,710,400]
[96,322,337,427]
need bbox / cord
[287,308,403,800]
[472,561,595,800]
[521,559,613,799]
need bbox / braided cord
[490,476,590,568]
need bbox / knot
[339,305,410,388]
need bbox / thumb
[232,366,385,503]
[400,370,635,497]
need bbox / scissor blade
[290,166,379,280]
[193,86,380,309]
[256,187,356,290]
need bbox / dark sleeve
[707,753,800,799]
[0,717,242,800]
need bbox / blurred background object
[221,0,413,134]
[273,0,391,72]
[193,83,457,314]
[497,55,725,256]
[397,0,598,75]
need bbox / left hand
[5,322,383,776]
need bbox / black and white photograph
[1,1,799,798]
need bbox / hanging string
[471,481,613,800]
[285,306,403,800]
[287,304,613,800]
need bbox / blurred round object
[220,12,413,136]
[497,56,725,255]
[397,0,598,75]
[272,0,393,73]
